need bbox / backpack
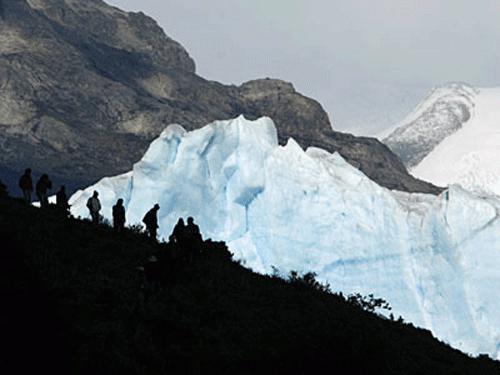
[86,197,95,211]
[143,210,156,227]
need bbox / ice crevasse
[69,116,500,358]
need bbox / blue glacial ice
[69,116,500,358]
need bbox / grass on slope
[0,196,498,375]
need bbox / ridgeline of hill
[0,195,498,374]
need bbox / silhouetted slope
[0,196,498,374]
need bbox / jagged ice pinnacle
[69,116,500,359]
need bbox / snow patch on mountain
[69,116,500,359]
[411,87,500,196]
[382,83,477,168]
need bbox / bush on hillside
[346,293,392,314]
[288,270,332,293]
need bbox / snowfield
[412,87,500,196]
[383,83,500,196]
[70,116,500,359]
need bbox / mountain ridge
[0,0,440,194]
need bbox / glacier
[69,116,500,358]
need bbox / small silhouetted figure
[184,217,202,259]
[112,198,126,233]
[56,185,70,216]
[185,217,202,242]
[35,174,52,208]
[86,191,101,224]
[170,218,186,243]
[143,204,160,241]
[19,168,33,203]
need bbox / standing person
[169,218,186,244]
[112,198,126,234]
[184,217,203,260]
[19,168,33,204]
[35,174,52,208]
[185,217,202,243]
[86,191,101,224]
[142,204,160,241]
[56,185,70,216]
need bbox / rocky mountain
[0,0,439,194]
[383,83,500,196]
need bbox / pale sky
[107,0,500,135]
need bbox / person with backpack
[56,185,70,216]
[35,174,52,208]
[143,204,160,241]
[86,191,101,224]
[19,168,33,204]
[112,198,126,234]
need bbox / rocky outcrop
[0,0,440,194]
[238,79,442,193]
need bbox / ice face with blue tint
[69,116,500,359]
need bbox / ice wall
[70,116,500,358]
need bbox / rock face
[0,0,440,194]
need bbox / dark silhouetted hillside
[0,195,497,374]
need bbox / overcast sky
[107,0,500,135]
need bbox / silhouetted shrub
[347,293,392,314]
[128,223,145,234]
[270,265,282,279]
[286,271,392,315]
[288,271,332,293]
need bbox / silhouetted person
[169,218,186,243]
[19,168,33,204]
[35,174,52,208]
[56,185,70,216]
[184,217,202,260]
[185,217,202,242]
[142,204,160,241]
[112,198,126,234]
[86,191,101,224]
